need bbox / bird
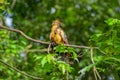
[50,19,69,51]
[50,19,72,62]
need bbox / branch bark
[0,59,43,80]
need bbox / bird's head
[52,19,64,27]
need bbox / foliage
[89,18,120,80]
[0,0,120,80]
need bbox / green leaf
[41,57,47,67]
[46,54,56,63]
[105,18,120,26]
[58,62,66,74]
[72,52,77,59]
[11,45,17,49]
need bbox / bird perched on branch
[50,19,69,51]
[50,19,72,63]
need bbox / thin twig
[66,44,97,49]
[90,48,101,80]
[90,48,94,64]
[90,48,97,80]
[0,59,43,80]
[0,49,49,54]
[95,68,102,80]
[24,44,33,53]
[11,0,16,10]
[95,47,107,55]
[47,43,51,54]
[93,67,98,80]
[26,49,50,53]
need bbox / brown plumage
[50,19,68,47]
[50,19,70,61]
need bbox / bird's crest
[52,19,64,27]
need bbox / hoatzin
[50,19,69,60]
[50,19,68,50]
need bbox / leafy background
[0,0,120,80]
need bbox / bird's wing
[59,29,69,44]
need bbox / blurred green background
[0,0,120,80]
[2,0,120,45]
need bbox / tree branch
[0,24,106,55]
[0,25,95,48]
[0,25,49,45]
[90,48,101,80]
[66,44,97,49]
[0,59,43,80]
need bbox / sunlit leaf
[41,57,47,67]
